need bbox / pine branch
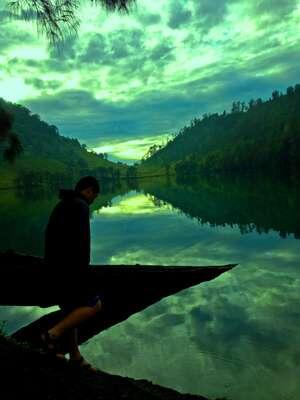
[7,0,136,45]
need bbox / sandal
[69,356,98,373]
[40,331,65,359]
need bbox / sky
[0,0,300,163]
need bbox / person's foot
[69,356,98,373]
[40,331,65,359]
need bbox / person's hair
[75,176,100,194]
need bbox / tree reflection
[141,174,300,239]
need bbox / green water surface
[0,175,299,400]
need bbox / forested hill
[0,98,129,187]
[141,84,300,178]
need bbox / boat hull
[0,251,237,351]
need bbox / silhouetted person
[43,176,101,371]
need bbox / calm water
[0,175,299,400]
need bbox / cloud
[148,40,175,64]
[24,77,62,91]
[192,0,230,32]
[92,134,169,163]
[1,186,300,399]
[79,33,109,64]
[251,0,298,20]
[23,87,204,147]
[48,35,78,61]
[0,22,35,51]
[0,0,299,163]
[79,28,145,65]
[137,12,161,26]
[168,1,192,29]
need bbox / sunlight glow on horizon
[92,133,170,161]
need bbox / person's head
[75,176,100,204]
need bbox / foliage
[0,107,23,163]
[0,97,127,187]
[143,84,300,180]
[6,0,136,44]
[126,165,137,178]
[142,144,163,161]
[142,174,300,240]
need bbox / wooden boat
[0,251,237,352]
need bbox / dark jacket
[44,189,91,280]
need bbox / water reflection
[140,174,300,239]
[0,180,131,256]
[0,175,299,400]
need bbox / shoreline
[0,333,215,400]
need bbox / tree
[248,99,255,109]
[294,84,300,93]
[286,86,294,96]
[231,101,241,113]
[241,101,247,112]
[6,0,136,44]
[142,144,159,160]
[0,107,23,162]
[126,165,137,178]
[272,90,280,101]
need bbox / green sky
[1,0,300,162]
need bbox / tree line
[142,84,300,180]
[0,98,133,187]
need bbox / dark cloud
[24,90,144,142]
[252,0,298,19]
[115,43,175,84]
[23,59,41,68]
[2,0,298,161]
[79,33,108,64]
[48,35,78,61]
[0,25,34,50]
[148,41,175,64]
[0,7,38,21]
[137,12,161,26]
[0,10,12,20]
[168,1,192,29]
[79,28,145,65]
[25,89,114,121]
[109,29,141,58]
[103,37,175,87]
[193,0,230,32]
[46,58,75,73]
[24,77,62,91]
[23,33,300,147]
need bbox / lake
[0,175,299,400]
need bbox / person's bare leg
[68,328,81,360]
[67,326,98,372]
[48,300,102,339]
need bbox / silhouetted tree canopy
[143,83,300,179]
[0,98,128,183]
[6,0,136,44]
[0,107,23,163]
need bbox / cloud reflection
[1,190,299,400]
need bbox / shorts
[59,292,104,314]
